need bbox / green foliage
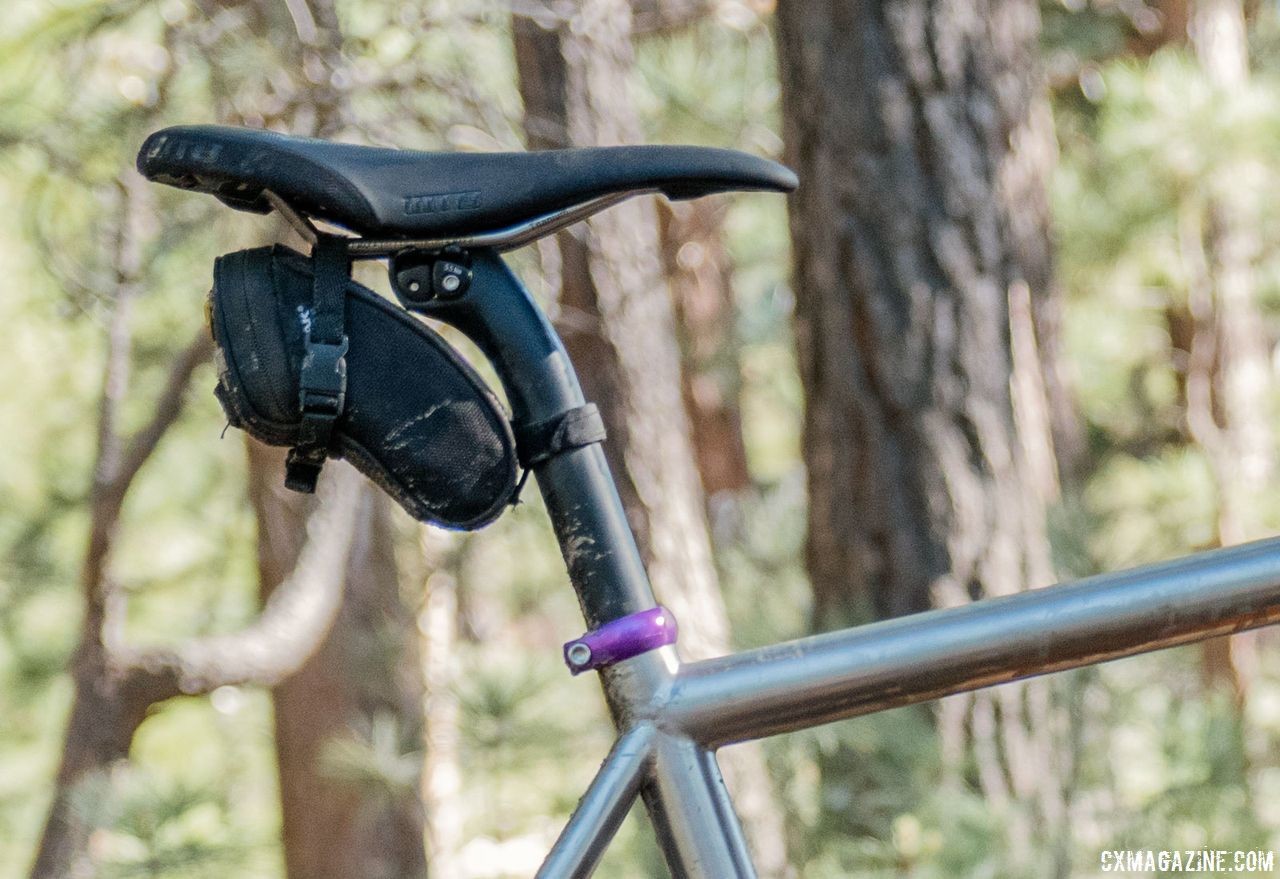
[634,9,781,154]
[68,765,270,879]
[320,712,422,801]
[4,1,1280,877]
[1055,32,1280,563]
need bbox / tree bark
[776,0,1058,620]
[775,0,1073,869]
[249,444,428,879]
[513,3,789,874]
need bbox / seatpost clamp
[563,606,678,675]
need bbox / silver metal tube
[536,724,655,879]
[666,538,1280,747]
[590,650,757,877]
[641,733,758,879]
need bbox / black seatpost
[391,248,659,630]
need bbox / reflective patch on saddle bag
[208,244,517,530]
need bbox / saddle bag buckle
[298,332,349,415]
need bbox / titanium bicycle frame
[398,248,1280,878]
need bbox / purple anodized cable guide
[564,606,678,675]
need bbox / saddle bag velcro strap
[514,404,607,469]
[285,235,351,493]
[208,244,519,530]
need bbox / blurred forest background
[4,0,1280,876]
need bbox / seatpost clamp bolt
[432,263,470,298]
[566,642,593,669]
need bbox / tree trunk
[776,0,1060,625]
[776,0,1073,869]
[249,443,428,879]
[419,533,463,876]
[513,3,789,874]
[28,637,153,878]
[659,199,753,504]
[1007,93,1084,490]
[1185,0,1269,705]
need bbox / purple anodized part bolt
[563,606,678,675]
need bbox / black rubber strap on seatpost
[285,235,351,494]
[514,403,608,469]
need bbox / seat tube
[415,251,756,875]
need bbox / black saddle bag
[208,244,518,530]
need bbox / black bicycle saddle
[137,125,797,240]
